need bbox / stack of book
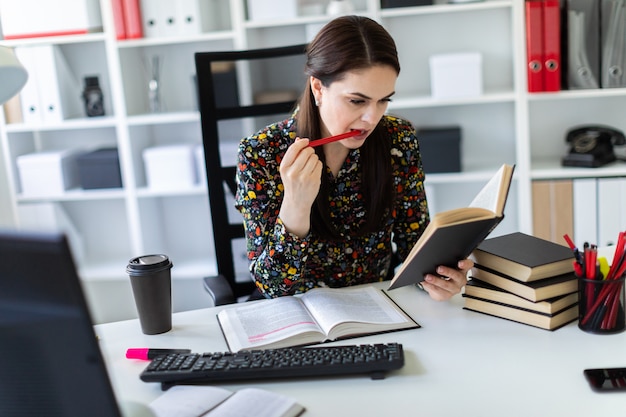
[463,232,578,330]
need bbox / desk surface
[96,283,626,417]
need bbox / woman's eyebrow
[349,91,396,100]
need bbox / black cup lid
[127,254,171,272]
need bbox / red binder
[525,0,544,92]
[111,0,127,40]
[542,0,561,91]
[121,0,143,39]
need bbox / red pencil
[563,234,576,250]
[309,130,361,147]
[607,231,626,280]
[582,258,626,326]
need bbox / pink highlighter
[126,348,191,360]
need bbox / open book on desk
[389,163,515,290]
[217,286,419,352]
[149,385,304,417]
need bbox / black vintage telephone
[561,125,626,167]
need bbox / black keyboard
[140,343,404,389]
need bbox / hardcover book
[464,279,578,315]
[471,232,575,282]
[470,264,578,302]
[463,296,578,331]
[217,286,419,352]
[389,164,515,290]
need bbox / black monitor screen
[0,230,122,417]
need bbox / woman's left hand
[421,259,473,301]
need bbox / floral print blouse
[235,114,429,298]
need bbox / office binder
[160,0,182,37]
[542,0,561,91]
[572,178,598,246]
[159,0,178,37]
[38,45,82,124]
[531,180,573,244]
[601,0,626,88]
[177,0,213,36]
[525,0,544,92]
[13,47,42,124]
[139,0,178,38]
[139,0,164,38]
[2,94,23,125]
[35,46,64,124]
[111,0,127,40]
[597,178,626,246]
[122,0,144,39]
[566,1,600,89]
[140,0,212,38]
[14,45,82,125]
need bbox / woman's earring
[315,99,320,107]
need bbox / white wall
[82,277,215,324]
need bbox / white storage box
[17,149,81,196]
[143,144,198,190]
[0,0,102,39]
[429,52,483,99]
[247,0,297,21]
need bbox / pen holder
[578,275,625,334]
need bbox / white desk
[96,283,626,417]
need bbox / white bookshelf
[2,0,625,321]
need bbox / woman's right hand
[278,138,323,238]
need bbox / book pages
[468,164,508,214]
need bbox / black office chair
[194,44,308,305]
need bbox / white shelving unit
[2,0,625,321]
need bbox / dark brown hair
[296,15,400,240]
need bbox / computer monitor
[0,229,123,417]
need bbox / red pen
[309,130,361,147]
[607,231,626,280]
[563,234,576,249]
[572,260,583,277]
[602,287,622,330]
[588,245,598,279]
[563,233,582,264]
[582,259,626,326]
[584,243,597,279]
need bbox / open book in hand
[388,163,515,290]
[217,286,419,352]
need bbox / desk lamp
[0,45,28,105]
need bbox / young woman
[235,15,472,300]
